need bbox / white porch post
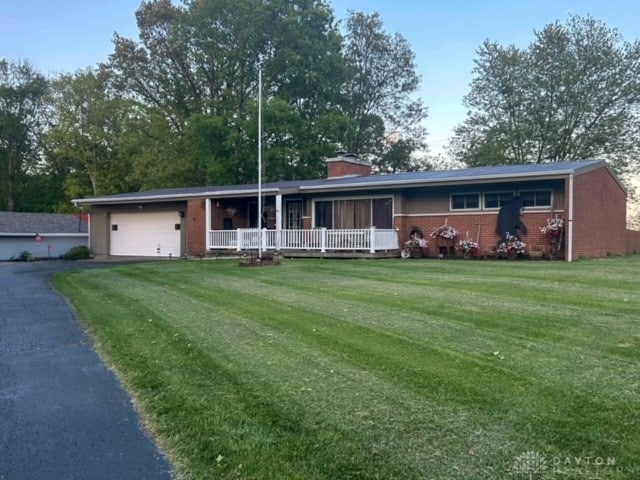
[205,199,211,249]
[275,194,282,250]
[236,229,242,252]
[321,227,327,253]
[369,226,376,253]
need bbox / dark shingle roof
[74,159,609,205]
[0,212,89,234]
[308,159,604,189]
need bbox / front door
[287,201,302,229]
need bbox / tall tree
[45,68,140,200]
[107,0,349,185]
[343,11,428,171]
[0,59,48,211]
[449,15,640,177]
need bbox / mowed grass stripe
[109,267,527,413]
[53,257,640,479]
[57,268,518,479]
[112,265,640,462]
[57,272,419,478]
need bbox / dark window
[484,192,515,209]
[372,198,393,229]
[111,224,118,231]
[451,193,480,210]
[314,201,333,228]
[520,190,551,207]
[248,202,258,228]
[175,224,181,230]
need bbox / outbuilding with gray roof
[0,212,88,260]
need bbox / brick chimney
[326,152,372,179]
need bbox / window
[372,198,393,229]
[111,224,118,231]
[484,192,515,209]
[451,193,480,210]
[520,190,551,208]
[314,197,393,229]
[335,199,370,228]
[315,201,333,228]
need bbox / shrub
[19,250,35,262]
[62,245,91,260]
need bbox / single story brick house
[0,211,89,260]
[73,154,628,261]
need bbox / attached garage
[110,211,183,257]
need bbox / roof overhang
[73,188,281,206]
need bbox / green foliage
[45,68,140,198]
[0,59,48,211]
[61,245,91,260]
[54,257,640,479]
[344,12,428,170]
[450,15,640,178]
[105,0,353,186]
[3,2,429,210]
[18,250,35,262]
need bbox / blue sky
[2,1,640,155]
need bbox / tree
[449,15,640,177]
[0,59,48,211]
[44,68,141,201]
[343,11,428,171]
[107,0,349,185]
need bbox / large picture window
[314,197,393,229]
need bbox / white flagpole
[258,64,263,258]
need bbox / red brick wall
[187,199,206,256]
[395,212,558,257]
[571,167,627,258]
[327,160,372,178]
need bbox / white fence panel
[209,230,237,249]
[208,228,399,252]
[327,229,370,250]
[280,229,323,250]
[374,229,399,250]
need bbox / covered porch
[204,196,399,255]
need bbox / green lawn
[53,257,640,479]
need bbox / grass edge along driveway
[53,257,640,479]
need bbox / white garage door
[110,211,181,257]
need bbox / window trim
[450,192,481,211]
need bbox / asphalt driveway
[0,261,173,480]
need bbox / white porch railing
[207,228,399,253]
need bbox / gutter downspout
[567,174,574,262]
